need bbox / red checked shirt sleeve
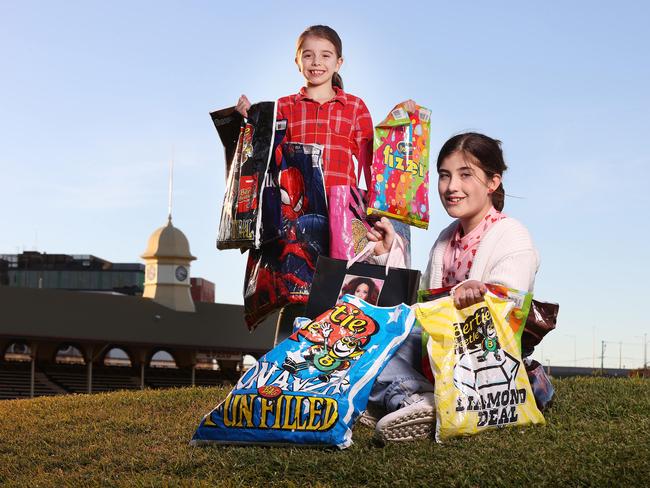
[276,88,374,189]
[351,99,373,189]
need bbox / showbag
[305,242,420,320]
[327,185,371,259]
[276,142,329,300]
[243,142,328,329]
[415,284,545,442]
[191,294,415,449]
[243,242,287,329]
[366,101,431,229]
[211,102,285,250]
[327,185,412,267]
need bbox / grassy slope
[0,377,649,487]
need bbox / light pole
[619,341,622,369]
[633,334,648,370]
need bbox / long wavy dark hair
[296,25,344,90]
[341,277,379,304]
[436,132,508,211]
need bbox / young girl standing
[236,24,374,190]
[236,25,375,342]
[366,132,540,443]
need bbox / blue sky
[1,1,649,368]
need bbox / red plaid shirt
[277,87,373,189]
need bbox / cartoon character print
[244,249,289,325]
[451,305,520,402]
[298,303,378,346]
[283,322,364,382]
[282,303,378,382]
[241,123,254,162]
[478,319,502,362]
[277,166,318,290]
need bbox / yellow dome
[142,218,196,260]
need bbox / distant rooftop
[0,252,144,271]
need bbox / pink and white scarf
[442,207,507,287]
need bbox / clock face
[175,265,188,282]
[146,264,156,281]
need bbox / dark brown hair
[436,132,508,211]
[296,25,344,89]
[341,277,379,304]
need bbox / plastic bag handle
[346,237,397,276]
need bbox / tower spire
[168,146,174,223]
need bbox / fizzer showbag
[366,101,431,229]
[191,294,414,448]
[415,284,545,442]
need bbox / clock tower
[141,217,197,312]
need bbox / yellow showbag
[415,285,545,442]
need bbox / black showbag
[305,242,421,320]
[211,101,281,250]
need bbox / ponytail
[492,182,505,211]
[332,72,344,90]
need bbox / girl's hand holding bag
[327,185,412,267]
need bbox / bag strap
[346,237,397,276]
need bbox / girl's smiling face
[354,283,369,300]
[296,36,343,87]
[438,151,501,233]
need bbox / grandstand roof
[0,287,276,354]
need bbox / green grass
[1,377,649,487]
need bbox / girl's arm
[453,219,539,309]
[352,100,374,188]
[453,250,538,309]
[355,99,414,187]
[481,249,539,292]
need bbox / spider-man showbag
[366,101,431,229]
[191,294,414,448]
[416,285,545,442]
[243,142,329,329]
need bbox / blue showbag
[191,295,414,448]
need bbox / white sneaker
[357,411,379,428]
[356,402,386,429]
[375,392,436,443]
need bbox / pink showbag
[327,186,371,260]
[327,185,413,266]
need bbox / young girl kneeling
[366,132,539,443]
